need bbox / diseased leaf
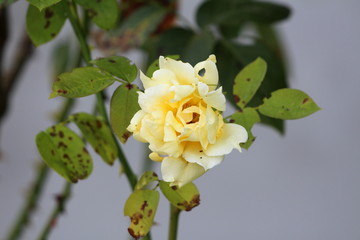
[159,181,200,211]
[229,108,260,149]
[69,113,118,165]
[233,57,267,109]
[27,0,62,11]
[196,0,291,28]
[258,89,320,120]
[90,56,138,83]
[74,0,118,30]
[50,67,116,98]
[115,4,167,48]
[36,124,92,183]
[135,171,159,190]
[124,190,159,239]
[145,55,179,78]
[110,84,140,143]
[26,1,66,46]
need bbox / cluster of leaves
[124,171,200,239]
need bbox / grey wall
[1,1,360,239]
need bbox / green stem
[66,0,137,189]
[37,182,72,240]
[168,205,181,240]
[5,96,75,240]
[5,163,49,240]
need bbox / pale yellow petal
[182,143,224,170]
[205,123,248,156]
[161,157,205,187]
[149,152,163,162]
[194,55,218,90]
[170,85,195,102]
[204,87,226,111]
[160,56,197,85]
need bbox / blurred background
[1,0,360,239]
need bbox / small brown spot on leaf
[45,9,54,19]
[141,201,148,211]
[171,186,178,190]
[63,154,70,160]
[44,20,50,29]
[50,33,56,38]
[234,95,240,103]
[82,147,89,154]
[108,59,116,63]
[246,78,251,82]
[130,212,143,225]
[302,98,309,104]
[96,120,102,128]
[126,84,134,90]
[229,119,235,123]
[68,136,73,141]
[147,209,153,217]
[122,131,131,142]
[59,131,64,138]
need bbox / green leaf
[156,27,194,56]
[36,124,93,183]
[115,4,167,47]
[50,67,116,98]
[74,0,118,30]
[110,84,140,143]
[182,29,216,65]
[215,39,287,134]
[229,108,260,149]
[27,0,62,11]
[124,190,159,239]
[26,1,67,46]
[196,0,291,28]
[90,56,138,83]
[69,113,118,165]
[258,89,320,120]
[233,57,267,109]
[135,171,159,190]
[145,55,179,78]
[159,181,200,211]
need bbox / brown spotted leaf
[69,113,118,165]
[90,56,138,83]
[258,88,320,120]
[50,67,116,98]
[233,57,267,109]
[36,124,93,183]
[74,0,119,30]
[229,108,260,149]
[135,171,159,190]
[26,1,67,46]
[110,84,140,143]
[159,181,200,211]
[124,190,159,239]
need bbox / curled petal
[170,85,195,102]
[198,82,226,111]
[205,123,248,156]
[159,56,197,85]
[194,55,218,90]
[182,143,224,170]
[127,110,147,142]
[161,157,205,187]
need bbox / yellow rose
[128,55,248,187]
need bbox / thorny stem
[5,97,76,240]
[168,205,181,240]
[37,182,72,240]
[66,0,137,189]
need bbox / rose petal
[205,123,248,156]
[170,85,195,102]
[194,55,218,90]
[160,56,197,85]
[161,157,205,187]
[183,143,224,170]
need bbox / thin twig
[37,182,72,240]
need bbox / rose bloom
[128,55,248,187]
